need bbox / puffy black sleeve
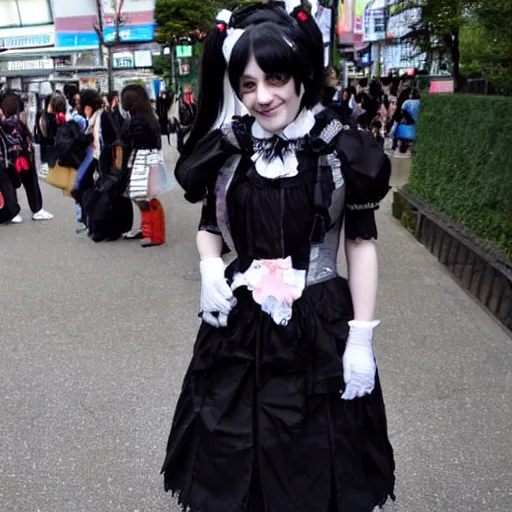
[174,128,233,204]
[198,184,231,255]
[198,190,221,235]
[338,129,391,240]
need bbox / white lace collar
[251,109,315,141]
[250,109,315,179]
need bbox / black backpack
[50,120,92,169]
[82,112,133,242]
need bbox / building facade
[0,0,157,93]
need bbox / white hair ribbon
[211,11,248,129]
[216,9,232,25]
[222,28,245,63]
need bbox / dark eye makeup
[266,73,290,86]
[241,80,257,92]
[240,73,291,94]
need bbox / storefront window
[0,1,20,27]
[0,0,53,28]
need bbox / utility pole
[94,0,124,92]
[94,0,108,89]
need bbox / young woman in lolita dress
[162,3,395,511]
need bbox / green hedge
[408,94,512,259]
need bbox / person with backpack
[48,92,92,232]
[72,89,133,242]
[35,93,60,172]
[0,91,53,223]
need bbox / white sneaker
[32,209,54,221]
[10,214,23,224]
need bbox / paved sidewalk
[0,143,510,512]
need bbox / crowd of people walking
[324,71,422,157]
[0,83,173,247]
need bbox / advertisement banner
[338,0,362,44]
[386,5,422,40]
[362,0,387,42]
[314,5,332,45]
[339,0,382,44]
[53,0,155,48]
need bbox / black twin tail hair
[180,25,227,157]
[181,2,324,157]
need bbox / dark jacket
[49,120,93,169]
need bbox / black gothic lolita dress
[162,108,395,512]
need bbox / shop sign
[0,33,54,50]
[6,58,54,72]
[429,80,454,94]
[176,45,193,59]
[104,24,154,44]
[113,52,134,68]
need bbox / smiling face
[240,56,303,134]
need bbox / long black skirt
[162,277,395,512]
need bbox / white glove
[341,320,379,400]
[199,257,237,328]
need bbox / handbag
[46,164,77,195]
[395,123,416,141]
[127,149,173,201]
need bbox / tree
[155,0,258,42]
[455,0,511,94]
[474,0,512,70]
[154,0,218,42]
[393,0,479,91]
[154,0,306,91]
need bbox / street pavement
[1,140,511,512]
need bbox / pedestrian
[73,89,104,231]
[107,90,126,128]
[120,84,165,247]
[156,90,172,145]
[395,88,421,156]
[73,89,133,242]
[69,93,87,132]
[351,92,369,129]
[101,93,110,110]
[34,93,60,172]
[170,83,197,152]
[0,91,53,223]
[161,3,395,511]
[391,86,412,153]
